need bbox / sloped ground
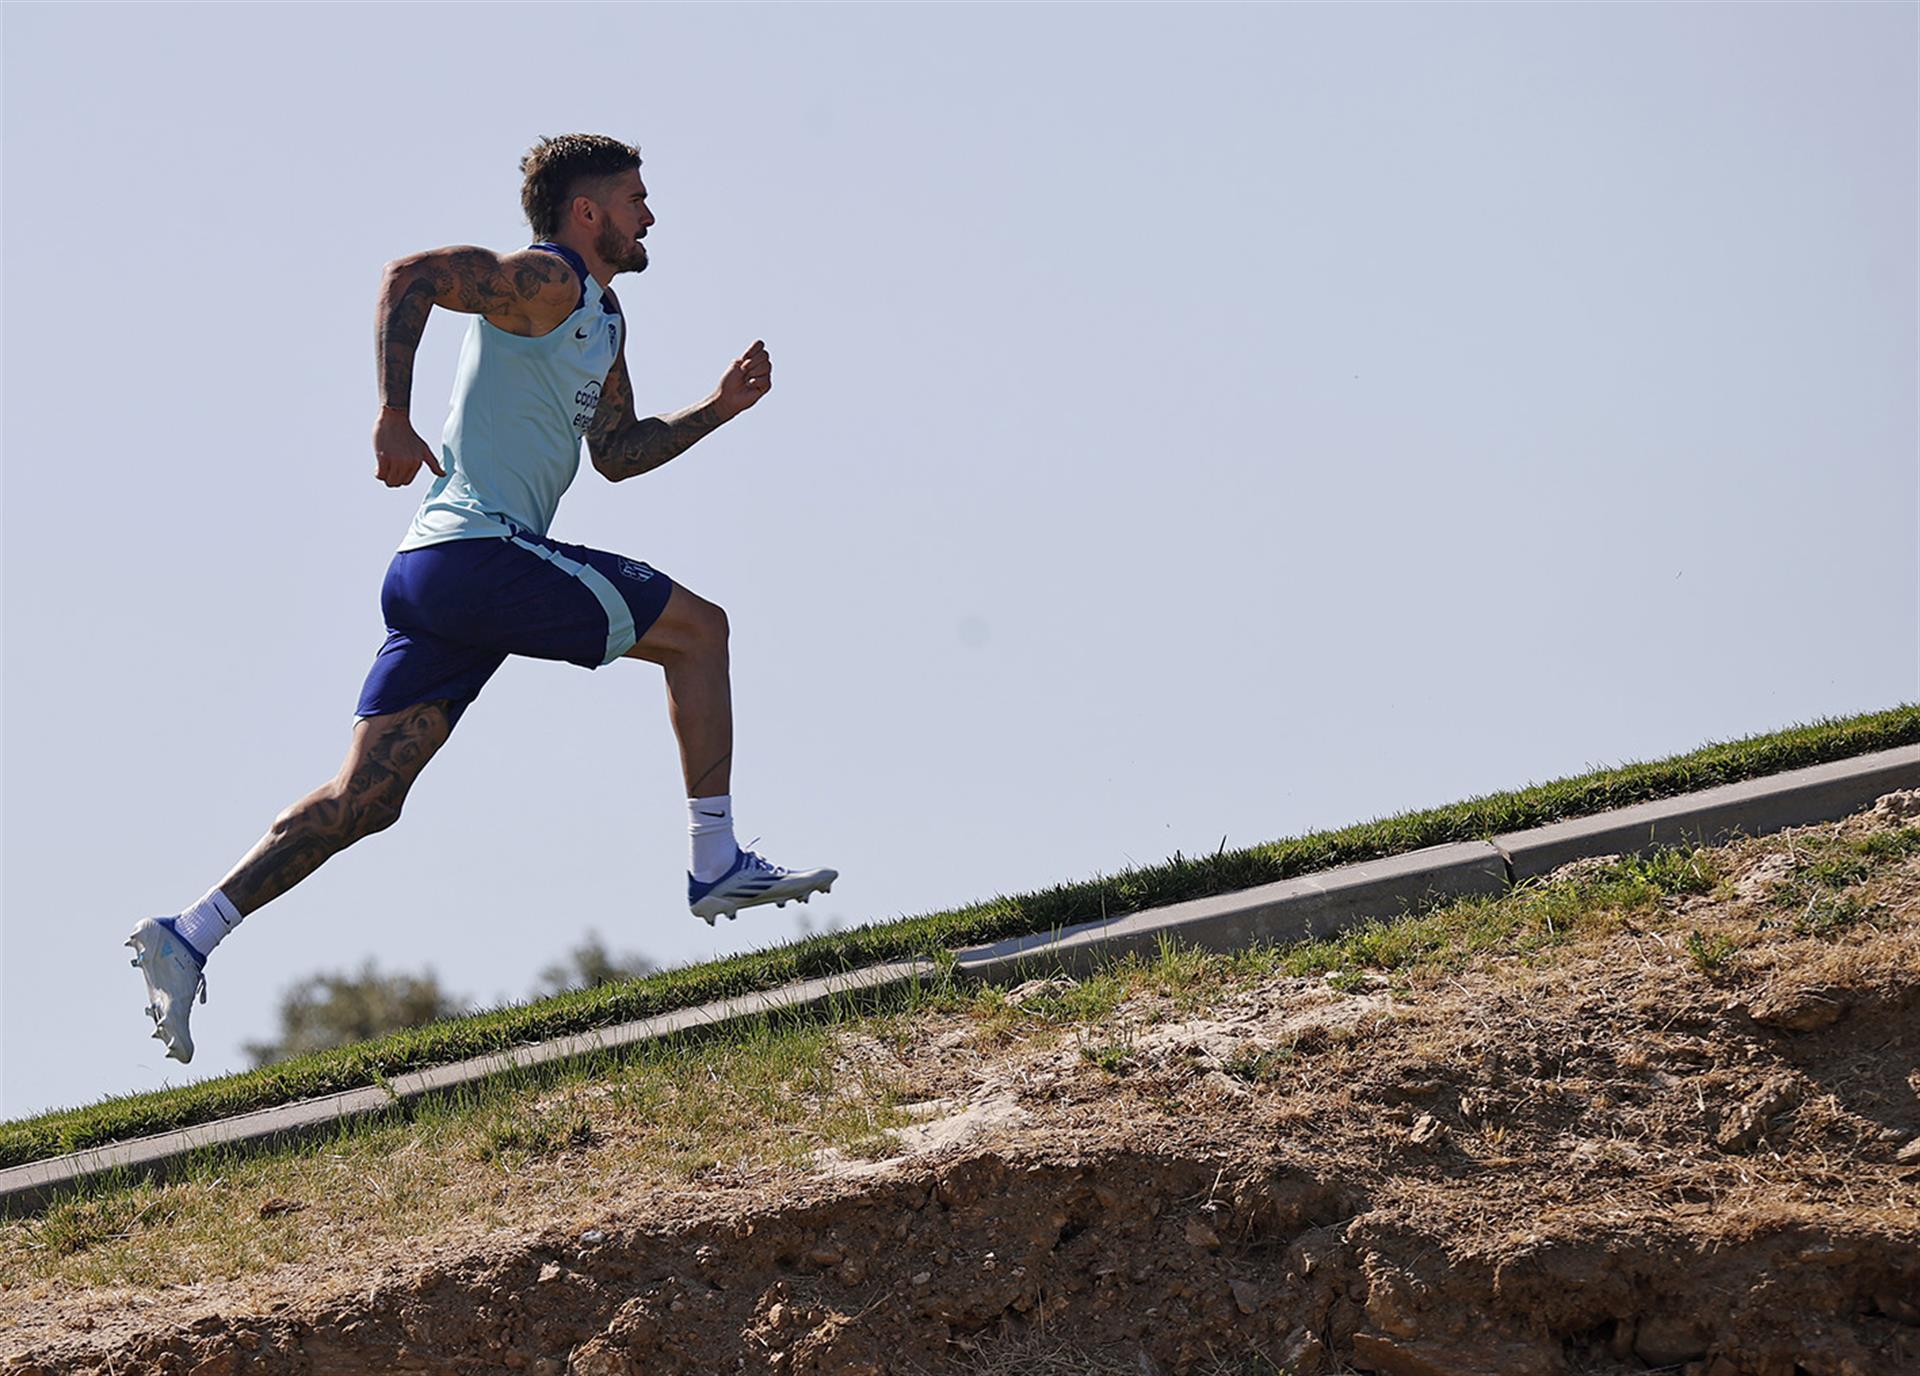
[5,795,1920,1376]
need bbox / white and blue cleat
[689,847,838,926]
[126,916,207,1064]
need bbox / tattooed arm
[587,315,774,483]
[371,246,580,486]
[377,246,579,410]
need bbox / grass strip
[13,807,1918,1250]
[5,703,1915,1169]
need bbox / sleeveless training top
[399,242,623,550]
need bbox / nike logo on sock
[699,811,725,818]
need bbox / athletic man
[127,134,836,1064]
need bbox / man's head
[520,134,653,275]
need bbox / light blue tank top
[399,242,623,550]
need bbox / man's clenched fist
[714,340,772,421]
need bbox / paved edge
[5,744,1914,1214]
[1493,745,1920,881]
[0,960,937,1215]
[951,841,1510,983]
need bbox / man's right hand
[373,407,446,487]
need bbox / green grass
[4,1012,917,1284]
[1684,929,1742,977]
[1769,823,1920,938]
[4,703,1914,1170]
[13,809,1917,1269]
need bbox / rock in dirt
[1633,1311,1711,1364]
[1184,1215,1221,1250]
[1748,985,1846,1033]
[1870,788,1920,823]
[1715,1075,1801,1154]
[1277,1328,1327,1374]
[1351,1331,1562,1376]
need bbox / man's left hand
[715,340,772,420]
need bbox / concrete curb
[947,746,1917,984]
[952,841,1509,983]
[1493,746,1920,881]
[0,959,937,1215]
[4,744,1914,1214]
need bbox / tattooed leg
[622,585,733,798]
[217,701,453,917]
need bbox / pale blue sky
[3,3,1914,1120]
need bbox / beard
[595,217,649,274]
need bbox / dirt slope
[5,797,1920,1376]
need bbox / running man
[128,134,837,1064]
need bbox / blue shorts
[354,531,676,729]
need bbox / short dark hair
[519,134,643,240]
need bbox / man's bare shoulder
[390,245,579,333]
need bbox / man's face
[584,169,653,274]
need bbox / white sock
[173,888,243,960]
[688,795,737,882]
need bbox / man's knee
[631,587,728,663]
[702,600,730,653]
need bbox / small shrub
[1795,893,1874,939]
[1223,1047,1294,1083]
[25,1191,179,1256]
[1080,1040,1134,1074]
[475,1101,594,1164]
[1858,826,1920,862]
[1684,929,1740,977]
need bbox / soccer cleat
[126,916,207,1064]
[689,847,837,926]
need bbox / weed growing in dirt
[474,1099,595,1166]
[1148,933,1218,1007]
[1222,1047,1295,1083]
[1080,1041,1135,1074]
[1763,824,1917,939]
[1860,825,1920,862]
[1005,975,1129,1026]
[1793,893,1876,939]
[19,1187,180,1257]
[1684,929,1741,978]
